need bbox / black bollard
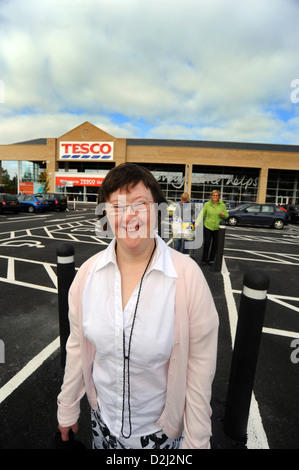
[223,268,270,442]
[57,243,75,368]
[214,222,226,272]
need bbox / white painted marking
[0,337,60,405]
[0,276,57,293]
[232,289,299,314]
[7,258,15,281]
[263,328,299,339]
[44,263,58,289]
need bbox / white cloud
[1,0,299,144]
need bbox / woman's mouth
[124,222,140,233]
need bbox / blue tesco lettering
[290,339,299,364]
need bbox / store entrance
[276,196,289,205]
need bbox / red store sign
[56,176,104,187]
[59,141,114,160]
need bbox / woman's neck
[115,238,156,267]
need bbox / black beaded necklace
[120,239,156,438]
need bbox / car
[227,203,289,229]
[0,193,20,214]
[38,193,68,211]
[285,204,299,223]
[167,200,177,217]
[18,194,49,213]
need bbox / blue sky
[0,0,299,145]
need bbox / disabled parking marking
[224,248,299,265]
[0,239,45,248]
[0,255,59,292]
[0,337,60,405]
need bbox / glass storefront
[266,169,299,204]
[191,165,259,206]
[18,161,46,194]
[55,161,299,206]
[56,161,114,202]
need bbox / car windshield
[35,196,45,201]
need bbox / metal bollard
[214,222,226,272]
[57,243,75,368]
[223,268,270,441]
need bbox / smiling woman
[57,162,219,449]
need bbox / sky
[1,0,299,146]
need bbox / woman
[173,192,195,255]
[57,163,219,449]
[197,190,228,265]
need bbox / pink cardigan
[57,245,219,449]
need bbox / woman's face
[211,192,220,203]
[105,181,156,252]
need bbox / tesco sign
[59,141,113,160]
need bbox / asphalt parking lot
[0,205,298,449]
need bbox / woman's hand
[58,422,79,441]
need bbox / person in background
[197,190,228,266]
[173,192,195,256]
[57,163,219,449]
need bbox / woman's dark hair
[98,162,166,205]
[97,163,167,233]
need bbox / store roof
[127,138,299,153]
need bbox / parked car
[285,204,299,223]
[38,193,68,211]
[227,203,289,229]
[0,193,20,214]
[18,194,49,213]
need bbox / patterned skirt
[91,409,183,450]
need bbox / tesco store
[0,121,299,206]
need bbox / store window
[266,169,299,204]
[19,161,46,194]
[136,163,186,201]
[191,165,259,206]
[56,161,114,202]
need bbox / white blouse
[82,235,178,443]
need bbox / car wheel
[28,205,35,213]
[273,219,284,229]
[228,216,238,226]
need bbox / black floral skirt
[91,409,183,449]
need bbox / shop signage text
[59,141,114,160]
[56,176,105,187]
[154,172,259,190]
